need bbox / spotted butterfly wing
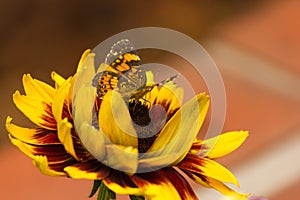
[93,70,119,97]
[93,39,146,100]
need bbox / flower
[6,49,250,200]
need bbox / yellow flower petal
[72,52,97,137]
[146,93,209,165]
[9,133,73,170]
[201,131,249,159]
[50,77,79,160]
[140,182,181,200]
[144,71,159,105]
[142,72,183,118]
[149,168,198,200]
[179,155,239,186]
[65,166,100,180]
[104,144,138,174]
[79,122,106,161]
[52,77,71,122]
[9,134,36,158]
[147,86,159,106]
[33,155,65,176]
[57,118,78,160]
[6,116,35,143]
[6,116,59,145]
[131,171,183,200]
[185,171,249,199]
[67,75,77,107]
[72,52,96,94]
[64,159,110,180]
[146,71,154,84]
[207,178,249,199]
[13,90,56,130]
[33,78,56,97]
[103,174,145,196]
[99,90,137,147]
[51,71,66,87]
[73,83,96,131]
[155,83,183,115]
[22,74,54,103]
[77,49,91,73]
[138,153,181,170]
[103,169,187,200]
[108,167,199,199]
[206,157,238,186]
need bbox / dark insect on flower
[92,39,178,108]
[92,39,146,100]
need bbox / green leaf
[129,195,145,200]
[98,182,116,200]
[89,180,102,198]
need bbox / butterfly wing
[92,39,147,99]
[105,39,135,65]
[93,70,120,98]
[115,51,146,99]
[104,39,146,99]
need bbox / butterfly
[92,39,178,106]
[92,39,145,101]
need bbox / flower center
[129,100,166,153]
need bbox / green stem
[129,195,145,200]
[89,180,102,198]
[97,182,116,200]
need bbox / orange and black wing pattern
[93,70,119,98]
[93,39,146,99]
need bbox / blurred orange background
[1,0,300,199]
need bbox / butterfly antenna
[156,74,179,86]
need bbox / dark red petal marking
[160,168,198,200]
[105,170,138,188]
[133,168,198,200]
[153,98,180,121]
[189,141,202,151]
[177,154,205,174]
[180,168,209,185]
[48,158,78,172]
[40,103,57,130]
[69,130,91,159]
[32,128,61,144]
[69,159,111,179]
